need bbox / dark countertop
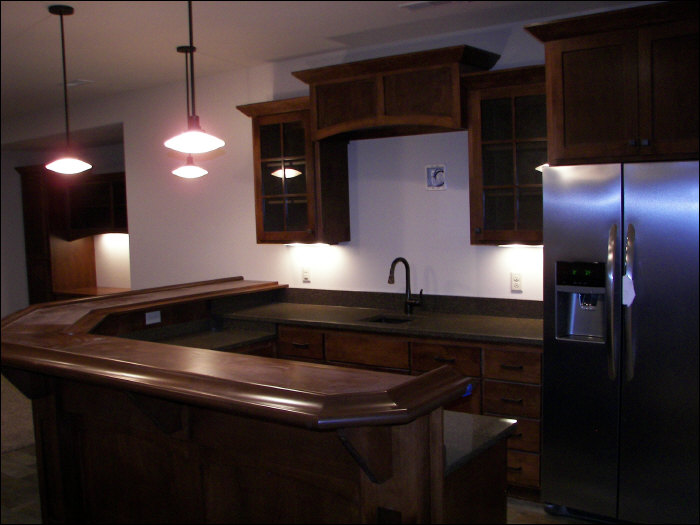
[1,277,473,430]
[222,302,543,345]
[443,411,517,475]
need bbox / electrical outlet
[145,310,161,325]
[302,267,311,283]
[511,272,522,292]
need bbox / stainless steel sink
[361,314,413,324]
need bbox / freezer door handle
[624,223,636,381]
[607,224,618,380]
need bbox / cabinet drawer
[444,379,482,414]
[483,348,541,384]
[411,342,481,376]
[277,326,324,360]
[507,450,540,488]
[483,380,541,419]
[325,331,409,370]
[507,418,540,453]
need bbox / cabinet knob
[640,138,650,146]
[628,139,637,146]
[474,227,482,234]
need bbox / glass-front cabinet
[238,96,350,244]
[465,66,546,245]
[258,113,313,240]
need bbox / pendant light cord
[188,0,196,121]
[58,11,71,148]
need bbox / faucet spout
[388,257,422,315]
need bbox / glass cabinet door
[468,79,546,245]
[255,112,315,242]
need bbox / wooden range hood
[292,45,500,141]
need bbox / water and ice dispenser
[555,261,606,342]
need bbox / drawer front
[325,331,409,370]
[277,325,324,360]
[507,418,540,453]
[507,450,540,488]
[483,380,541,419]
[483,348,541,384]
[411,342,481,377]
[443,379,482,414]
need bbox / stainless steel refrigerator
[542,161,699,523]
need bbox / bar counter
[1,276,513,523]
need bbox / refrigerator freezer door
[542,164,623,518]
[618,162,699,523]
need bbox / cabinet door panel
[638,20,699,155]
[507,418,540,453]
[411,342,481,376]
[325,331,409,370]
[483,349,541,384]
[277,326,324,360]
[483,380,541,419]
[546,30,638,163]
[507,450,540,488]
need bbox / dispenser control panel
[557,261,605,287]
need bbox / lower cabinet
[275,324,543,495]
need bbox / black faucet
[388,257,423,315]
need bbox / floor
[1,444,590,524]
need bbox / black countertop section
[221,302,542,345]
[443,411,517,475]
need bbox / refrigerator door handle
[606,224,618,380]
[624,223,636,381]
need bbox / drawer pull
[507,466,523,472]
[501,397,524,404]
[434,356,456,364]
[511,433,524,439]
[500,364,524,371]
[292,342,310,349]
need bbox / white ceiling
[2,1,648,132]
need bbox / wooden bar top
[1,276,471,430]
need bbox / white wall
[2,17,561,318]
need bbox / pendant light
[165,0,225,155]
[172,155,208,178]
[46,5,92,175]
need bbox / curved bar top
[1,277,471,430]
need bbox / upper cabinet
[237,97,350,244]
[526,1,698,165]
[292,45,500,141]
[464,66,546,245]
[50,171,128,241]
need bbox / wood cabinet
[274,323,542,495]
[292,45,500,141]
[48,170,128,241]
[17,165,114,303]
[481,344,542,492]
[464,66,546,245]
[526,1,698,165]
[277,325,324,361]
[237,97,350,244]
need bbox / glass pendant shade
[172,155,207,178]
[271,168,302,179]
[164,129,225,154]
[46,5,91,175]
[166,1,224,159]
[46,156,92,174]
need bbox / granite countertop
[1,277,473,430]
[443,411,517,475]
[222,302,543,345]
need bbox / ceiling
[2,1,648,145]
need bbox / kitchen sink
[361,314,413,324]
